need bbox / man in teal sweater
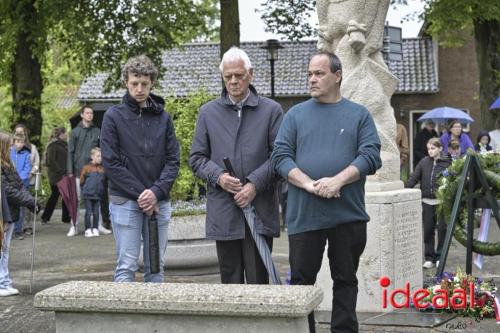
[271,52,382,333]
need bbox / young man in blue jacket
[100,55,180,283]
[271,52,382,333]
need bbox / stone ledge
[34,281,323,318]
[365,188,421,203]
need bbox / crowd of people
[1,48,498,333]
[402,114,499,271]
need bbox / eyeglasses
[223,73,248,81]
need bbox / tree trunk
[10,29,43,147]
[473,19,500,130]
[220,0,240,58]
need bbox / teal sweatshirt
[271,98,382,235]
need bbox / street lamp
[261,39,283,99]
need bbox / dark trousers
[215,223,273,284]
[41,185,70,223]
[100,180,110,226]
[289,222,367,333]
[84,199,100,230]
[422,203,446,262]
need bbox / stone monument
[314,0,423,314]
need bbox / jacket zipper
[430,160,436,196]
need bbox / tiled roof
[78,39,438,101]
[55,86,79,109]
[389,38,438,94]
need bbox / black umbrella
[223,158,282,285]
[148,213,160,274]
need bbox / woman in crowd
[474,130,493,154]
[440,120,474,156]
[0,130,37,296]
[406,138,451,269]
[13,124,40,235]
[41,127,71,224]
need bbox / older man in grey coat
[189,47,283,284]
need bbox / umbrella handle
[223,157,236,178]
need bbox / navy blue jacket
[100,92,180,201]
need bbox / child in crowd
[80,148,106,238]
[1,131,37,296]
[9,134,31,240]
[474,131,493,155]
[406,138,451,269]
[14,124,40,235]
[447,139,461,160]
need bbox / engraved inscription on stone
[392,206,421,307]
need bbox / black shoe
[62,220,70,224]
[14,233,24,240]
[24,228,33,235]
[41,219,49,225]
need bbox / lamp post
[261,39,283,99]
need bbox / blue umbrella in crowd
[223,158,282,285]
[417,106,474,124]
[490,97,500,110]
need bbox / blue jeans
[110,200,171,282]
[0,223,15,289]
[14,207,25,234]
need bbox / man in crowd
[396,123,409,175]
[189,46,283,284]
[101,55,180,282]
[67,105,111,236]
[271,52,382,333]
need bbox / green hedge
[167,89,215,201]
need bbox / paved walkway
[2,210,499,333]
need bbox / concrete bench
[34,281,323,333]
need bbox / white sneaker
[67,225,77,237]
[92,228,99,237]
[98,224,112,235]
[436,260,440,268]
[7,287,19,295]
[0,288,19,297]
[423,261,435,269]
[84,229,93,238]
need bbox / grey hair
[121,55,159,83]
[219,46,252,72]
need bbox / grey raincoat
[189,85,283,240]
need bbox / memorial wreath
[436,151,500,256]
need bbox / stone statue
[317,0,402,190]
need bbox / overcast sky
[239,0,425,41]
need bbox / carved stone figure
[317,0,402,189]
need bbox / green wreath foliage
[436,151,500,256]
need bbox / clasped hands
[305,176,343,199]
[218,173,256,208]
[138,189,159,216]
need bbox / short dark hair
[80,105,93,114]
[311,52,342,86]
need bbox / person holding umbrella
[41,127,71,225]
[271,52,382,333]
[440,119,474,156]
[189,46,283,285]
[101,55,180,283]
